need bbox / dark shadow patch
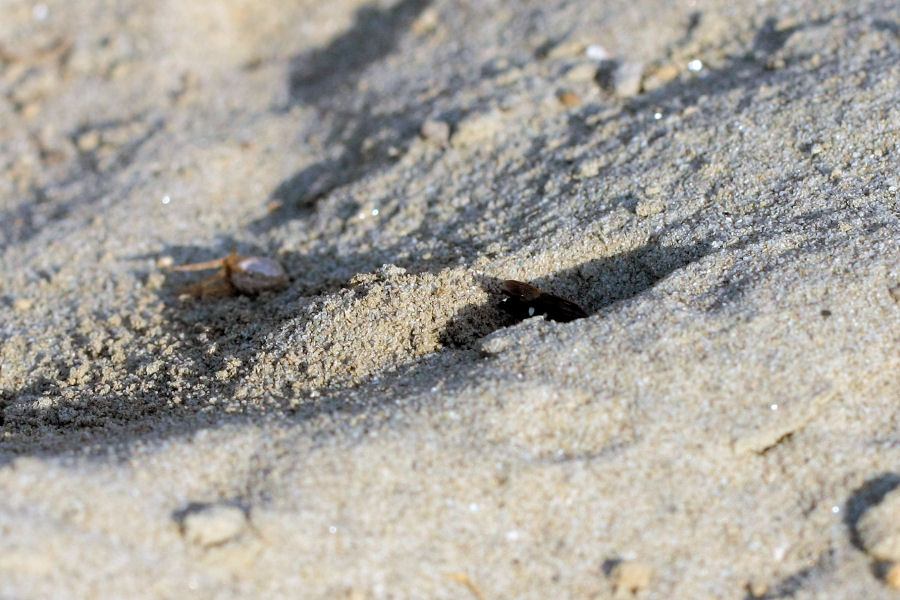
[439,276,513,348]
[744,550,834,599]
[287,0,432,107]
[499,279,589,323]
[441,240,712,348]
[601,557,623,577]
[172,499,250,529]
[751,16,801,58]
[259,0,434,218]
[530,240,713,315]
[870,559,895,584]
[873,19,900,37]
[844,472,900,551]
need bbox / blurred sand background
[1,0,899,597]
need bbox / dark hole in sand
[440,240,712,348]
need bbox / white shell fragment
[230,255,287,294]
[179,503,249,548]
[585,44,610,61]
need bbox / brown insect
[169,251,286,296]
[500,280,588,323]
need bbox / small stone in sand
[610,561,653,596]
[451,110,504,148]
[642,63,680,91]
[858,486,900,562]
[544,39,585,60]
[13,298,33,311]
[635,197,666,217]
[585,44,610,61]
[412,7,440,35]
[565,62,598,83]
[76,130,100,152]
[557,90,582,107]
[746,578,769,597]
[574,157,605,179]
[420,119,451,147]
[612,61,645,98]
[175,502,249,548]
[886,562,900,589]
[20,102,40,120]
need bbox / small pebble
[342,588,367,600]
[613,61,645,98]
[585,44,611,61]
[747,578,769,597]
[642,63,680,91]
[858,486,900,561]
[13,298,33,311]
[635,197,666,217]
[76,130,100,152]
[565,62,598,83]
[420,119,451,147]
[32,3,49,20]
[545,40,585,60]
[177,503,249,548]
[156,256,174,268]
[886,562,900,589]
[20,102,41,120]
[451,110,504,148]
[411,7,440,35]
[557,90,582,107]
[610,561,653,596]
[574,157,605,179]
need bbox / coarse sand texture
[1,0,899,598]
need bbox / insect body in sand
[500,280,588,323]
[170,251,287,296]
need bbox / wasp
[500,280,587,323]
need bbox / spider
[170,251,286,296]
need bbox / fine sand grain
[1,0,899,598]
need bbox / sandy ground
[1,0,899,598]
